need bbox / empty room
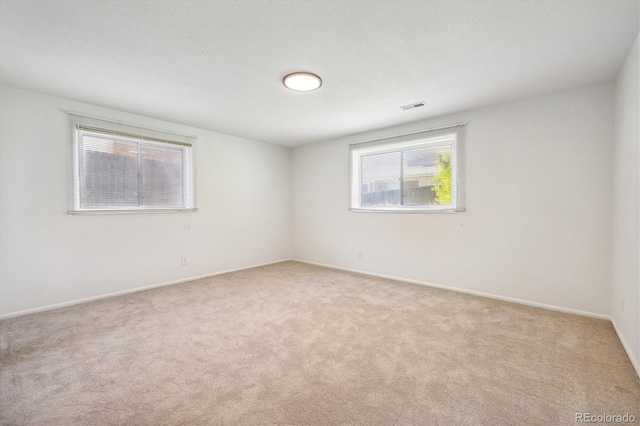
[1,0,639,425]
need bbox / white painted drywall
[612,33,639,370]
[292,82,615,316]
[0,86,292,317]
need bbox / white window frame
[69,114,197,214]
[349,125,466,213]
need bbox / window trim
[349,124,466,213]
[68,113,197,214]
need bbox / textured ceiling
[1,0,638,147]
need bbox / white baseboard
[0,258,292,320]
[611,318,640,378]
[292,258,610,320]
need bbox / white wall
[292,82,615,316]
[0,86,292,317]
[612,33,639,373]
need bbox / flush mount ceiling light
[283,72,322,92]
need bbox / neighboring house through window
[349,125,465,212]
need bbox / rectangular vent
[400,101,426,111]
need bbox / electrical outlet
[357,250,363,259]
[181,255,188,265]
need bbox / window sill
[349,207,463,214]
[68,208,198,215]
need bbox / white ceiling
[1,1,638,147]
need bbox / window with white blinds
[69,115,196,213]
[349,126,465,212]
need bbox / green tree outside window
[433,151,451,205]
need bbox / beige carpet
[1,261,638,425]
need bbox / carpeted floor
[1,261,638,425]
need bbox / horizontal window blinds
[68,113,196,213]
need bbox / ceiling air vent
[400,101,426,111]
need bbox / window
[349,126,465,212]
[69,114,196,213]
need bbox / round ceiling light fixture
[283,72,322,92]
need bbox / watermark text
[576,413,636,423]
